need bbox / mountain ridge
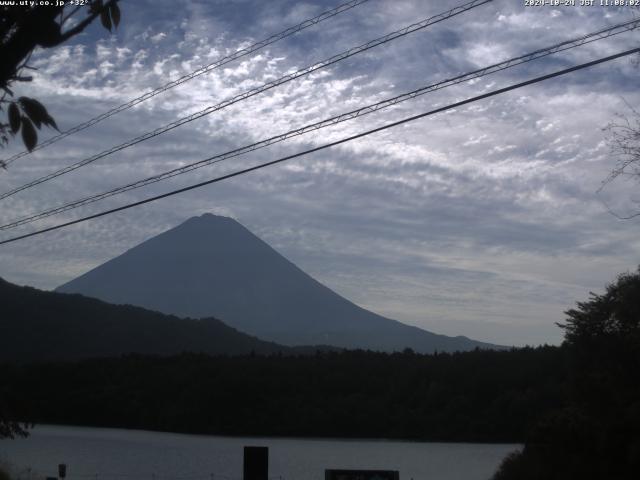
[57,214,502,353]
[0,276,308,362]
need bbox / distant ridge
[57,214,501,353]
[0,277,300,362]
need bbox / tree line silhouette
[2,346,565,442]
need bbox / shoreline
[8,423,523,447]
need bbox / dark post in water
[243,446,268,480]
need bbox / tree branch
[58,0,118,43]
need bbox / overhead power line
[1,0,372,166]
[1,18,638,231]
[0,0,492,200]
[1,46,637,247]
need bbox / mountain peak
[179,213,239,230]
[194,212,234,222]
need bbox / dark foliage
[0,1,120,155]
[0,465,11,480]
[0,346,566,442]
[493,268,640,479]
[560,268,640,345]
[0,392,29,439]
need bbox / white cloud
[150,32,167,43]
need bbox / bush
[0,465,13,480]
[492,267,640,479]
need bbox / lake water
[0,425,518,480]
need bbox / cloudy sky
[1,0,640,346]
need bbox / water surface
[0,425,518,480]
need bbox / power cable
[0,0,372,166]
[0,0,492,200]
[1,18,638,230]
[1,46,636,246]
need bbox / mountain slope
[0,277,295,362]
[57,214,500,352]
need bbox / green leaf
[110,2,121,29]
[100,8,112,31]
[21,116,37,152]
[18,97,58,131]
[19,97,46,129]
[46,115,59,131]
[8,103,21,135]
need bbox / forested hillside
[1,347,565,442]
[0,277,295,361]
